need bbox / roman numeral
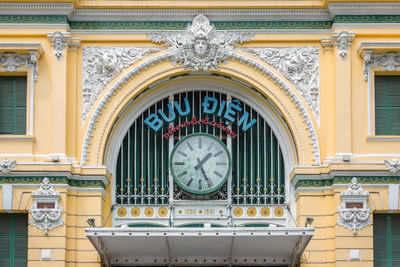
[178,151,187,157]
[214,171,223,178]
[174,162,185,165]
[216,162,226,166]
[199,138,202,149]
[186,177,193,187]
[213,151,223,157]
[177,171,187,178]
[207,142,214,151]
[198,180,202,190]
[187,142,193,151]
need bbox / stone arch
[81,53,320,169]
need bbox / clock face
[170,133,231,195]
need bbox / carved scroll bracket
[30,178,63,234]
[321,31,355,60]
[337,177,371,234]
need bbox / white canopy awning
[86,227,313,266]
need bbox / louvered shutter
[0,77,27,135]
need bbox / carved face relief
[194,38,208,57]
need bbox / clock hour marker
[178,151,187,157]
[213,151,223,157]
[214,171,223,178]
[174,162,185,165]
[187,142,193,151]
[216,162,226,166]
[186,177,193,186]
[199,138,202,149]
[207,142,214,151]
[177,171,187,178]
[198,180,202,190]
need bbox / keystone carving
[148,14,253,72]
[337,177,371,234]
[30,178,63,234]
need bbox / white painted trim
[2,184,12,210]
[388,184,399,211]
[368,67,372,135]
[357,41,400,54]
[0,24,69,30]
[10,184,107,195]
[71,29,332,35]
[0,136,34,141]
[328,3,400,17]
[70,8,329,21]
[367,137,400,142]
[29,67,34,135]
[0,3,74,17]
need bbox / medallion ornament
[384,159,400,174]
[0,158,16,173]
[337,177,371,234]
[148,14,253,72]
[82,47,161,122]
[30,178,63,234]
[240,47,319,119]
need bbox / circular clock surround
[170,133,231,195]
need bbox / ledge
[357,41,400,55]
[0,135,35,141]
[367,135,400,142]
[0,43,43,55]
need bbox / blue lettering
[144,114,163,131]
[224,102,242,122]
[202,96,218,114]
[238,111,257,131]
[174,97,190,116]
[158,102,176,123]
[217,100,226,117]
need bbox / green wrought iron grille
[115,90,285,204]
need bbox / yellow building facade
[0,0,400,266]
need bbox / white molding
[328,2,400,17]
[0,3,74,17]
[2,184,13,210]
[71,8,330,21]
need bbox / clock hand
[194,153,212,170]
[199,165,213,188]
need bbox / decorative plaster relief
[0,158,16,173]
[321,31,355,60]
[384,159,400,174]
[0,51,40,82]
[239,47,319,120]
[82,47,162,122]
[362,51,400,81]
[47,31,70,61]
[147,14,253,72]
[30,178,63,234]
[337,177,371,234]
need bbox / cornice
[0,3,74,18]
[71,8,330,22]
[328,2,400,17]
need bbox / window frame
[372,73,400,136]
[0,74,29,136]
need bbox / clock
[170,133,231,195]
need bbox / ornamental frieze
[82,47,162,122]
[239,47,319,120]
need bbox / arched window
[115,90,285,205]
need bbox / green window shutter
[375,76,400,135]
[0,77,27,135]
[0,214,28,267]
[374,214,400,267]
